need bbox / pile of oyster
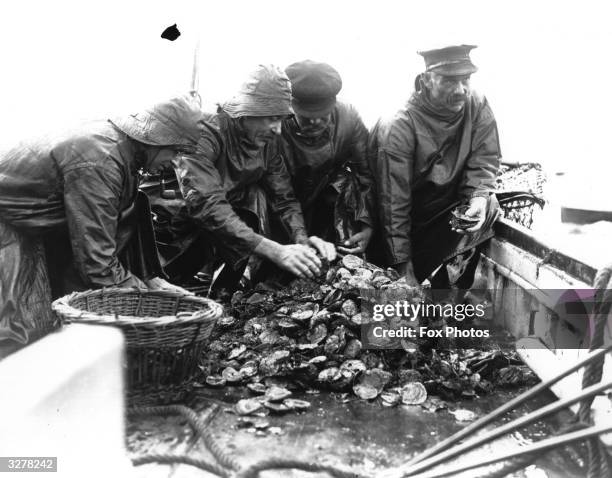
[199,255,536,416]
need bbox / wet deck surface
[128,386,586,478]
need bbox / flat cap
[285,60,342,118]
[418,44,478,76]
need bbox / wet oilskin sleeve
[173,134,265,258]
[372,117,416,265]
[62,162,146,289]
[262,147,308,244]
[459,97,502,200]
[346,107,376,228]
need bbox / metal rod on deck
[403,424,612,478]
[392,379,612,477]
[405,344,612,466]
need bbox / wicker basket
[496,163,547,229]
[52,288,223,404]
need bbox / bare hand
[454,196,488,234]
[145,276,194,295]
[272,244,323,278]
[337,226,373,254]
[307,236,336,262]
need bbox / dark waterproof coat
[0,121,162,346]
[172,110,308,268]
[0,121,154,288]
[369,90,501,266]
[280,102,375,231]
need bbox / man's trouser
[0,192,162,355]
[0,221,56,357]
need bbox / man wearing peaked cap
[0,95,202,354]
[148,65,336,292]
[279,60,376,254]
[369,45,501,292]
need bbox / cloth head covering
[285,60,342,118]
[111,94,204,148]
[222,64,294,118]
[418,45,478,76]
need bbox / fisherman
[150,64,336,290]
[279,60,375,254]
[369,45,501,291]
[0,95,203,354]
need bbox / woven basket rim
[52,287,223,327]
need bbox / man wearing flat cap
[279,60,376,254]
[369,45,501,291]
[0,95,202,354]
[150,65,335,290]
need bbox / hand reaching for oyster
[254,237,328,279]
[306,236,336,262]
[275,243,323,278]
[337,226,373,255]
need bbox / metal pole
[403,424,612,478]
[405,344,612,466]
[390,379,612,477]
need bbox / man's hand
[337,226,373,254]
[145,276,194,295]
[455,196,488,234]
[307,236,336,261]
[272,243,323,278]
[255,237,324,278]
[395,261,421,287]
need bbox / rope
[128,404,240,472]
[129,403,367,478]
[131,453,229,477]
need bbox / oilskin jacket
[173,110,308,268]
[280,102,375,228]
[369,89,501,265]
[0,121,151,289]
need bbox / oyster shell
[307,323,328,345]
[234,398,264,416]
[228,345,247,360]
[247,383,267,394]
[341,299,358,317]
[265,386,293,402]
[205,375,226,387]
[400,382,428,405]
[283,398,311,411]
[222,367,243,383]
[352,369,392,400]
[341,254,364,270]
[343,339,362,359]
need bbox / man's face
[143,147,180,173]
[295,113,332,137]
[425,72,471,112]
[241,116,284,146]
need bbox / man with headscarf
[151,65,336,290]
[0,95,203,354]
[369,45,501,291]
[278,60,376,254]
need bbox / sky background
[0,0,610,207]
